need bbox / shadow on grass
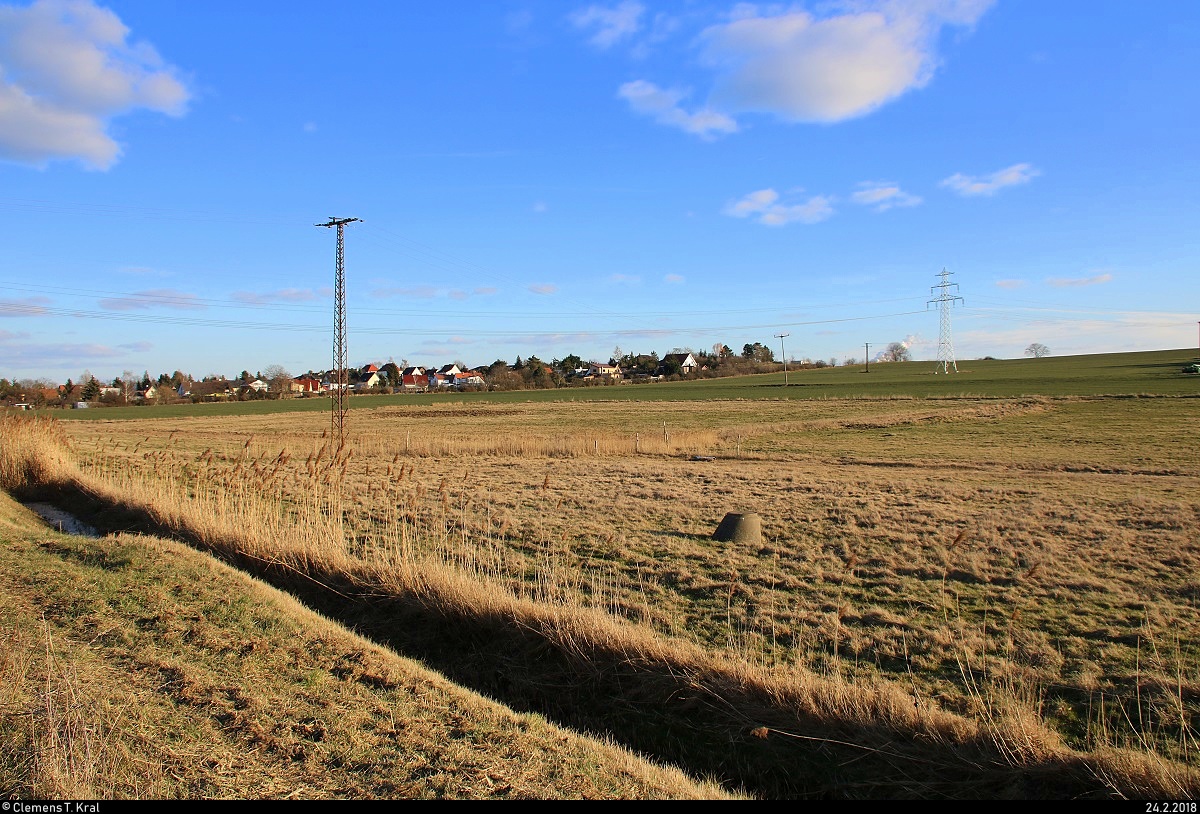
[18,479,1189,801]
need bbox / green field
[39,348,1200,422]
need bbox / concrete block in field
[712,512,762,545]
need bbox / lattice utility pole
[928,267,964,374]
[317,216,360,448]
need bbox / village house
[453,369,485,389]
[400,366,427,392]
[586,361,622,380]
[660,352,698,375]
[354,370,382,392]
[189,379,234,402]
[291,376,322,395]
[427,370,453,389]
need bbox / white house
[453,370,485,389]
[661,352,698,375]
[355,371,382,391]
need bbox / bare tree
[1025,343,1051,358]
[121,369,137,401]
[263,364,292,397]
[880,342,911,362]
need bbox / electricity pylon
[928,267,963,374]
[316,216,360,447]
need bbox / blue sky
[1,0,1197,384]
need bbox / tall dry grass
[6,411,1199,798]
[0,414,76,493]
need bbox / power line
[317,217,359,449]
[928,267,963,374]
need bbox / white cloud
[956,311,1193,358]
[97,289,203,311]
[940,162,1040,196]
[528,283,558,295]
[723,187,834,226]
[664,273,684,284]
[995,279,1026,290]
[570,2,644,49]
[608,273,641,285]
[698,1,994,123]
[0,0,190,169]
[617,80,738,139]
[1047,273,1113,288]
[851,181,922,211]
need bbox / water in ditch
[25,502,100,538]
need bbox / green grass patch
[38,348,1200,422]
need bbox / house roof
[190,380,233,396]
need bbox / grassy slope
[0,492,736,800]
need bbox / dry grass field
[58,393,1200,774]
[4,364,1199,798]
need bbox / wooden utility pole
[775,333,790,386]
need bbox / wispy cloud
[3,340,128,366]
[617,80,737,139]
[940,163,1040,196]
[118,340,152,352]
[97,289,203,311]
[0,296,52,316]
[723,188,834,226]
[231,288,323,305]
[851,181,922,211]
[995,279,1026,290]
[528,283,558,295]
[1047,272,1113,288]
[0,0,190,169]
[697,1,995,124]
[570,1,644,49]
[664,273,684,284]
[608,273,641,285]
[371,285,440,299]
